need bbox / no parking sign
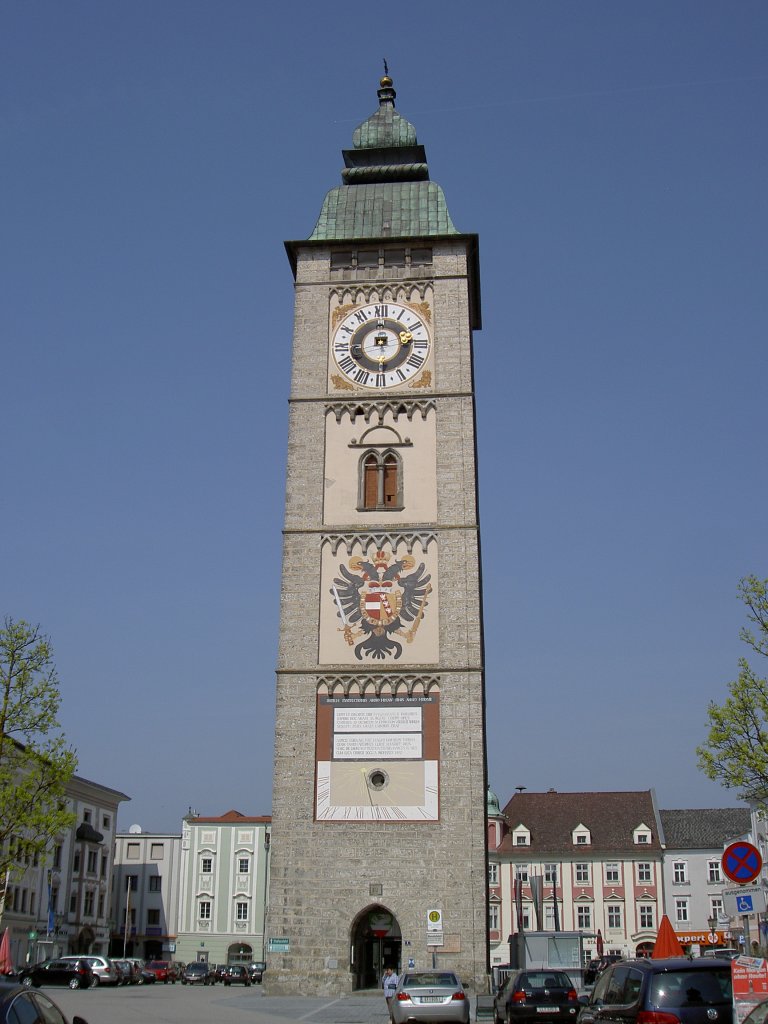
[722,841,763,884]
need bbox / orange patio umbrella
[652,914,685,958]
[0,928,12,975]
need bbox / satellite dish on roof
[128,824,142,834]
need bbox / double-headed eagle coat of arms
[331,550,432,660]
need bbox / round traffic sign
[722,841,763,884]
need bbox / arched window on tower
[359,450,403,511]
[363,454,379,509]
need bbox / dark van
[578,958,732,1024]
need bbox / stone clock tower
[266,75,487,995]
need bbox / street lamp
[708,915,718,945]
[261,832,271,962]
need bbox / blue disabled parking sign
[737,895,754,913]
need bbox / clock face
[332,302,431,389]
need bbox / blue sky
[2,1,766,832]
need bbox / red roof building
[488,788,663,966]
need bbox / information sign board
[723,886,767,916]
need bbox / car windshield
[520,972,571,989]
[650,969,732,1007]
[402,973,459,987]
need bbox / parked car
[182,962,213,986]
[19,959,94,990]
[494,969,578,1024]
[223,965,251,986]
[0,981,90,1024]
[60,955,119,987]
[577,957,733,1024]
[249,960,266,983]
[584,956,623,987]
[214,963,230,983]
[124,957,149,983]
[584,961,602,987]
[390,970,469,1024]
[111,959,132,985]
[701,949,740,960]
[144,959,178,983]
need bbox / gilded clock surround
[329,289,434,392]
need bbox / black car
[0,982,89,1024]
[249,961,266,983]
[584,956,623,986]
[494,969,579,1024]
[19,958,95,990]
[577,957,732,1024]
[223,965,251,986]
[182,961,213,985]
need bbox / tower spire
[307,76,459,241]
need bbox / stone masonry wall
[266,239,488,995]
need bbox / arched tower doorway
[350,904,402,991]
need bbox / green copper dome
[309,75,458,241]
[487,786,502,817]
[352,75,417,149]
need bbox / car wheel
[21,977,33,989]
[91,975,100,987]
[69,978,81,990]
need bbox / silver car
[60,954,119,986]
[390,970,470,1024]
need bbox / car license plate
[537,1008,558,1013]
[420,996,444,1003]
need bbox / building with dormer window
[487,789,664,966]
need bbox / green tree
[697,576,768,806]
[0,618,77,889]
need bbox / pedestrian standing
[383,965,399,1013]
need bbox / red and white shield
[361,582,400,626]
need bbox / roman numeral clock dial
[332,302,431,389]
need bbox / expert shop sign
[676,931,723,945]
